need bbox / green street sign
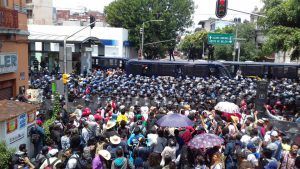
[208,33,234,44]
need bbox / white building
[26,0,54,25]
[29,25,130,57]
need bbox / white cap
[270,131,278,137]
[49,149,59,156]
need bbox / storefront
[0,100,38,157]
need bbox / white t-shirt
[81,127,90,143]
[240,134,251,145]
[247,153,258,167]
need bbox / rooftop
[0,100,38,122]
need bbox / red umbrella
[188,133,224,149]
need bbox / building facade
[0,0,29,100]
[26,0,54,25]
[28,25,133,73]
[56,10,107,27]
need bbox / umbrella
[214,101,240,113]
[156,113,194,127]
[188,133,224,149]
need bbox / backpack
[44,158,60,169]
[30,127,40,144]
[69,155,92,169]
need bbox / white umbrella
[214,101,240,113]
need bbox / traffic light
[215,0,228,19]
[90,15,95,29]
[62,73,69,85]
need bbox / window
[1,0,8,7]
[26,0,32,3]
[27,9,33,19]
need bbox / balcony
[0,7,18,29]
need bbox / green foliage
[213,23,262,61]
[0,142,15,169]
[104,0,194,59]
[179,30,208,58]
[259,0,300,60]
[43,92,60,140]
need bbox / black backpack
[69,155,92,169]
[30,127,40,144]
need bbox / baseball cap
[270,131,278,137]
[49,149,59,156]
[247,142,256,149]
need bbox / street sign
[208,33,234,44]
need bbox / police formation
[12,68,300,169]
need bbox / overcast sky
[53,0,264,27]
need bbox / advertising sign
[19,113,26,129]
[7,118,18,133]
[27,111,36,124]
[0,53,18,74]
[26,89,43,103]
[9,133,24,144]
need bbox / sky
[53,0,264,27]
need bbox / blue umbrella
[156,113,194,127]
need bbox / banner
[26,89,43,103]
[27,111,36,124]
[19,114,26,129]
[7,118,18,133]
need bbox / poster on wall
[7,118,18,134]
[27,111,36,124]
[26,89,43,103]
[19,113,26,129]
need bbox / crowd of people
[11,69,300,169]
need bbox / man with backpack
[111,148,135,169]
[34,146,49,168]
[39,149,61,169]
[30,120,45,157]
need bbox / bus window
[284,66,297,79]
[159,64,176,76]
[271,66,284,78]
[244,65,263,77]
[194,65,209,77]
[217,66,229,77]
[298,68,300,77]
[183,65,194,76]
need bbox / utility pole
[63,21,96,109]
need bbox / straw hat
[231,116,239,123]
[98,150,111,160]
[183,105,191,110]
[106,120,116,130]
[109,135,121,145]
[69,113,76,118]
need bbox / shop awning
[0,100,38,122]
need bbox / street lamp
[141,20,164,59]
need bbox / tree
[104,0,194,59]
[213,23,261,61]
[179,30,208,59]
[259,0,300,61]
[43,92,60,141]
[0,142,15,169]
